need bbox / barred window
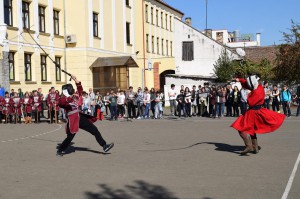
[93,12,98,37]
[39,6,46,32]
[24,53,32,81]
[53,10,59,35]
[41,55,47,81]
[22,1,30,29]
[55,57,61,81]
[8,52,15,81]
[4,0,13,26]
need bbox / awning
[90,56,139,68]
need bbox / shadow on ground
[56,143,109,155]
[85,180,215,199]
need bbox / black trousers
[49,108,58,123]
[0,111,2,123]
[58,115,107,152]
[127,101,136,118]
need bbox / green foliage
[274,20,300,84]
[213,49,235,82]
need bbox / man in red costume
[3,92,13,123]
[23,92,33,124]
[56,75,114,156]
[231,75,285,155]
[32,90,42,123]
[47,87,59,124]
[11,92,23,124]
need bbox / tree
[213,49,235,82]
[274,20,300,84]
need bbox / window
[22,1,30,29]
[152,36,155,53]
[157,37,159,54]
[146,34,149,52]
[40,55,47,81]
[93,12,98,37]
[126,22,131,44]
[161,39,164,55]
[4,0,13,26]
[151,7,153,24]
[161,12,163,28]
[145,5,148,22]
[170,16,172,31]
[55,57,61,81]
[166,40,169,56]
[39,6,46,32]
[182,41,194,61]
[53,10,59,35]
[24,53,32,81]
[125,0,129,6]
[8,52,15,81]
[165,14,168,30]
[156,10,159,26]
[170,41,173,56]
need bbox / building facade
[0,0,183,94]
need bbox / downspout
[142,0,146,87]
[63,0,67,83]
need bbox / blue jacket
[280,90,291,102]
[0,87,5,97]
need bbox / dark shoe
[56,150,65,156]
[103,143,114,153]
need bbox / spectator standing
[221,86,227,116]
[117,91,125,118]
[82,92,91,115]
[143,88,151,119]
[18,88,24,98]
[240,87,248,115]
[232,86,241,117]
[88,88,96,116]
[176,89,186,118]
[154,91,163,119]
[271,85,281,113]
[108,90,118,120]
[126,86,136,119]
[209,86,216,118]
[184,87,192,117]
[263,82,271,109]
[104,92,110,116]
[198,87,208,117]
[10,89,14,97]
[280,85,292,117]
[196,85,201,116]
[0,84,5,98]
[191,85,197,116]
[225,84,233,117]
[168,84,177,116]
[136,87,144,119]
[215,86,224,118]
[37,88,45,118]
[150,88,156,118]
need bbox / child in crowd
[154,91,163,119]
[117,91,126,119]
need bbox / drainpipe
[63,0,67,83]
[142,0,146,88]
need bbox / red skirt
[231,108,285,135]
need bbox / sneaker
[103,143,114,153]
[137,117,141,120]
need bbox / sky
[164,0,300,46]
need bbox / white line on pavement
[0,125,62,143]
[281,152,300,199]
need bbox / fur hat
[62,84,74,97]
[246,75,260,90]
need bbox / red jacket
[0,96,4,111]
[11,96,23,115]
[32,96,42,112]
[23,97,33,113]
[3,97,13,115]
[231,78,285,135]
[59,82,97,134]
[47,92,59,111]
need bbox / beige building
[0,0,183,94]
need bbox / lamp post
[205,0,208,32]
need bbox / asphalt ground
[0,114,299,199]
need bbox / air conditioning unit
[65,34,77,44]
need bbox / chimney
[256,33,261,46]
[185,17,192,26]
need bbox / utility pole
[205,0,208,32]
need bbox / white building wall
[174,19,239,77]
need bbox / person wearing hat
[231,75,285,155]
[56,75,114,156]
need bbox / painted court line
[281,152,300,199]
[0,125,62,143]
